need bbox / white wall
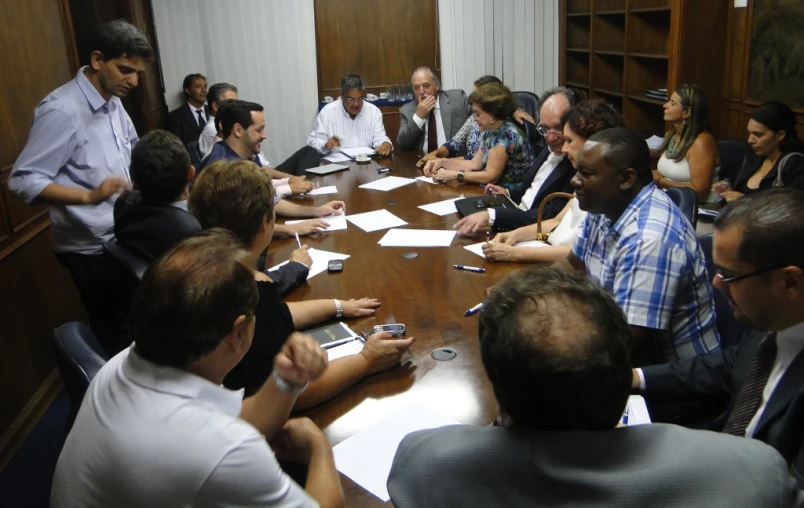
[152,0,318,163]
[439,0,559,97]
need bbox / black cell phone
[474,199,488,209]
[327,259,343,272]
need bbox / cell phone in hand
[373,323,405,336]
[327,259,343,272]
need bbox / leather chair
[103,239,149,281]
[716,139,753,185]
[698,233,747,348]
[513,91,540,120]
[523,120,544,153]
[666,187,698,228]
[53,322,109,426]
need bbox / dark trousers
[55,252,133,357]
[275,146,321,176]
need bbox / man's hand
[512,109,535,125]
[85,177,128,205]
[416,149,440,167]
[325,136,340,151]
[359,331,415,375]
[290,219,329,236]
[484,183,509,196]
[314,200,346,217]
[454,211,490,236]
[289,245,313,267]
[722,190,744,203]
[288,176,314,195]
[482,243,520,262]
[341,297,381,318]
[415,95,436,119]
[632,369,641,390]
[422,158,443,176]
[375,142,392,156]
[273,332,328,385]
[269,417,329,465]
[492,231,521,245]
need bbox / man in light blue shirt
[8,20,153,354]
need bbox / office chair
[666,187,698,228]
[716,139,753,184]
[523,120,544,153]
[53,322,109,426]
[513,91,540,121]
[698,234,747,348]
[103,239,149,281]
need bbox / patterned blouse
[479,120,536,190]
[443,116,482,159]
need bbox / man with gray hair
[397,66,469,152]
[307,73,392,156]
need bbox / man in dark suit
[387,267,802,507]
[397,67,468,152]
[453,87,582,234]
[636,188,804,486]
[167,73,211,147]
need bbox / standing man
[397,67,469,152]
[167,73,210,147]
[198,82,238,157]
[307,74,393,156]
[9,19,153,353]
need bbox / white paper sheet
[359,176,417,192]
[646,135,664,150]
[345,209,408,232]
[623,395,651,426]
[416,176,437,184]
[464,239,549,259]
[306,185,338,196]
[339,147,375,158]
[285,214,347,232]
[333,403,461,501]
[267,248,350,280]
[417,197,460,216]
[327,339,365,361]
[323,152,353,163]
[378,228,457,247]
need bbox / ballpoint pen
[486,231,491,244]
[622,406,630,425]
[377,168,393,174]
[453,265,485,273]
[465,302,484,316]
[295,233,302,248]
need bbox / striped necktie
[722,332,778,436]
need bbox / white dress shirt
[51,347,316,508]
[412,96,446,152]
[488,151,565,225]
[198,115,217,155]
[307,99,391,153]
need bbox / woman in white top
[483,99,624,262]
[654,84,720,202]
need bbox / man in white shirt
[51,228,343,508]
[397,67,469,152]
[167,73,211,147]
[198,82,238,157]
[307,74,392,156]
[636,189,804,487]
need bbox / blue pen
[621,406,630,425]
[454,265,485,273]
[465,302,484,316]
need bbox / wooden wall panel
[314,0,439,96]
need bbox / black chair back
[666,187,698,228]
[513,91,540,120]
[53,322,109,425]
[523,120,544,153]
[716,139,753,184]
[103,239,149,281]
[187,140,203,167]
[698,234,747,348]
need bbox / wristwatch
[457,170,465,183]
[333,298,343,318]
[272,371,308,394]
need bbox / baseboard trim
[0,370,63,473]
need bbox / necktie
[722,332,778,436]
[196,109,205,129]
[427,110,437,152]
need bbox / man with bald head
[564,127,719,365]
[453,87,583,235]
[397,67,468,152]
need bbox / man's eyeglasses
[343,96,365,103]
[537,124,563,137]
[716,265,784,286]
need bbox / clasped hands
[421,159,459,183]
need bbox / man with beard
[636,188,804,487]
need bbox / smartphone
[327,259,343,272]
[373,323,405,336]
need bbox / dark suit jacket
[167,103,211,147]
[492,147,575,231]
[642,328,804,486]
[397,90,469,151]
[387,423,802,507]
[732,152,804,195]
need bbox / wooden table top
[265,150,520,506]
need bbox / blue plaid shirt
[572,183,720,361]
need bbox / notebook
[454,193,519,217]
[306,164,350,175]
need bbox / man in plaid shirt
[565,127,719,365]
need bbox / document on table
[646,135,664,150]
[378,228,457,247]
[359,176,417,192]
[322,152,353,163]
[333,402,461,502]
[416,176,437,184]
[464,239,548,259]
[267,248,350,280]
[339,147,375,158]
[346,209,408,232]
[285,214,347,231]
[306,185,338,196]
[325,322,364,361]
[418,197,460,216]
[623,395,651,426]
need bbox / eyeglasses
[343,96,365,103]
[715,265,784,286]
[537,124,564,137]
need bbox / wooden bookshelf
[559,0,728,136]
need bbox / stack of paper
[464,239,548,259]
[378,228,457,247]
[267,248,350,280]
[306,185,338,196]
[322,152,353,163]
[339,147,375,158]
[345,210,408,232]
[285,214,347,231]
[623,395,651,426]
[417,197,460,216]
[416,176,438,184]
[359,176,417,192]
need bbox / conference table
[265,150,521,506]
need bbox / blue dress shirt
[9,67,137,254]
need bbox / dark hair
[539,86,586,112]
[182,73,206,97]
[93,19,153,62]
[660,84,710,162]
[216,100,263,138]
[207,82,238,109]
[560,99,625,139]
[714,188,804,270]
[473,75,502,87]
[130,130,190,203]
[479,268,632,430]
[189,159,275,247]
[132,228,258,368]
[341,74,365,94]
[751,102,804,154]
[468,82,517,120]
[588,127,653,183]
